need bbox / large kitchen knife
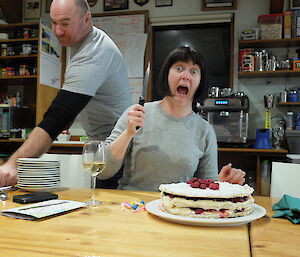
[136,62,150,129]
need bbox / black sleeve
[38,90,92,140]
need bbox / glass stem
[91,174,97,203]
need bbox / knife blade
[139,62,150,106]
[136,62,150,130]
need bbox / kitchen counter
[0,138,289,154]
[0,139,289,195]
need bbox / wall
[36,0,294,139]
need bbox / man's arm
[0,127,52,186]
[0,90,92,187]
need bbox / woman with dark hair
[99,46,245,191]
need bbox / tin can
[254,51,264,71]
[241,54,254,71]
[238,48,253,71]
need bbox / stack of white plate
[17,158,60,191]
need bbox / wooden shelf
[0,38,38,43]
[0,22,38,29]
[218,148,288,153]
[239,38,300,48]
[0,54,37,59]
[277,102,300,106]
[0,75,37,79]
[238,70,300,78]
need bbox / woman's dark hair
[157,46,208,104]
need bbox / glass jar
[30,28,37,38]
[1,68,7,77]
[7,46,14,56]
[6,67,15,77]
[23,28,30,38]
[19,65,29,76]
[1,44,7,56]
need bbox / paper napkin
[272,194,300,224]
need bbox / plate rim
[145,199,266,227]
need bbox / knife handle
[136,96,145,130]
[138,96,145,106]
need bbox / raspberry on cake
[159,178,254,218]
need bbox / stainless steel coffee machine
[198,95,249,143]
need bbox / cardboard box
[284,11,292,39]
[292,10,300,38]
[286,130,300,153]
[258,13,283,39]
[240,28,259,40]
[292,60,300,70]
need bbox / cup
[56,134,71,142]
[254,129,272,149]
[22,44,32,55]
[278,91,287,103]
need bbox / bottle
[16,91,21,107]
[286,111,294,130]
[260,160,270,196]
[296,112,300,130]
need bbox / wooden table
[0,189,250,257]
[251,197,300,257]
[0,190,298,257]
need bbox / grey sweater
[99,101,218,191]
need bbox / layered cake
[159,178,254,218]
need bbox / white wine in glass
[82,141,106,207]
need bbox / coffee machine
[0,104,10,138]
[0,104,34,138]
[198,94,249,144]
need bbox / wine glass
[272,119,285,149]
[82,141,106,207]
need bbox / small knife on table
[136,62,150,130]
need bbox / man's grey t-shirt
[62,26,133,140]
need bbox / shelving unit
[238,38,300,78]
[238,70,300,77]
[239,38,300,48]
[0,22,59,125]
[277,102,300,107]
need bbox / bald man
[0,0,132,186]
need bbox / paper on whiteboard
[92,14,145,58]
[129,78,143,104]
[124,33,147,78]
[39,19,62,89]
[40,53,61,89]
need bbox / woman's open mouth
[177,86,189,95]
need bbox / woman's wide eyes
[191,69,198,75]
[176,66,183,71]
[175,65,199,75]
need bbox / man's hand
[0,162,17,186]
[218,163,246,185]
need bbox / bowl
[56,134,71,142]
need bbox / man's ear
[85,11,91,23]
